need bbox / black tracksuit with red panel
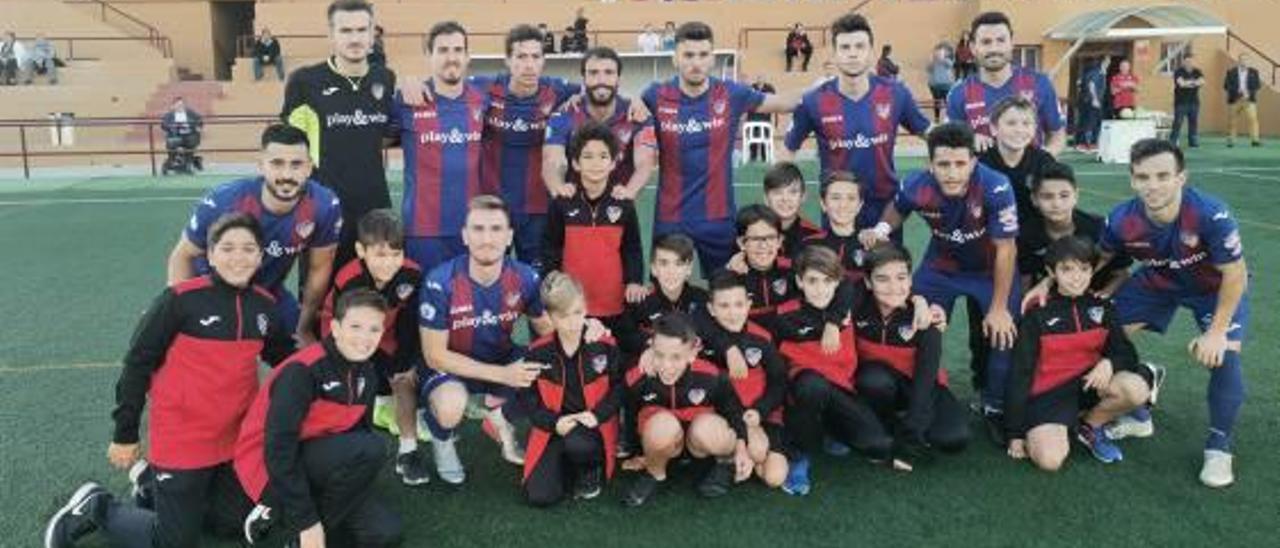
[108,274,294,548]
[614,284,708,358]
[625,359,748,441]
[320,257,424,379]
[234,339,401,546]
[782,217,822,260]
[521,332,624,506]
[694,318,788,446]
[773,294,892,458]
[800,229,871,284]
[1005,293,1140,438]
[543,187,644,319]
[740,257,797,332]
[853,298,970,451]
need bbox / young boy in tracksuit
[319,209,428,486]
[694,271,790,488]
[854,245,971,468]
[543,121,646,332]
[1005,236,1152,471]
[726,204,798,331]
[764,162,821,260]
[621,313,753,507]
[521,272,624,506]
[802,171,874,284]
[46,213,294,548]
[236,289,404,547]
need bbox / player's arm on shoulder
[541,142,573,198]
[167,235,204,286]
[296,245,337,341]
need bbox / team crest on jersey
[396,283,414,301]
[1181,231,1200,247]
[875,103,892,120]
[371,82,385,100]
[419,302,437,322]
[1088,306,1105,324]
[472,107,484,122]
[898,324,915,342]
[295,221,315,239]
[257,313,269,336]
[688,388,706,405]
[1019,89,1036,102]
[772,278,789,296]
[853,249,866,266]
[506,291,521,307]
[743,347,763,366]
[618,129,633,145]
[970,204,983,219]
[713,100,727,116]
[606,205,622,223]
[592,354,609,374]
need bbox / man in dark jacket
[1224,52,1262,147]
[252,28,285,81]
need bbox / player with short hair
[318,209,429,486]
[236,289,404,547]
[167,124,341,342]
[782,13,931,233]
[862,122,1021,444]
[803,171,874,284]
[761,161,820,259]
[1019,161,1132,293]
[521,272,624,506]
[643,21,805,275]
[727,204,797,329]
[282,0,396,271]
[946,11,1065,155]
[1006,236,1152,471]
[46,214,293,548]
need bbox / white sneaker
[483,407,526,465]
[1104,414,1154,440]
[431,436,466,485]
[1199,449,1234,488]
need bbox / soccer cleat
[45,482,109,548]
[1200,450,1235,488]
[622,472,662,507]
[1143,362,1168,407]
[781,454,811,496]
[1077,423,1124,464]
[981,405,1007,448]
[573,466,604,500]
[697,460,735,498]
[127,460,155,511]
[431,436,466,485]
[395,449,431,487]
[894,436,933,469]
[822,436,852,458]
[1104,412,1154,440]
[243,504,277,545]
[482,408,526,466]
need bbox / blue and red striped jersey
[642,77,766,223]
[785,77,930,203]
[894,164,1019,274]
[545,97,656,188]
[1099,187,1244,294]
[945,67,1063,142]
[393,82,491,237]
[184,177,341,292]
[418,255,545,365]
[478,75,581,215]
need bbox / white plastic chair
[740,120,774,165]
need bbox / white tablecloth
[1098,119,1158,164]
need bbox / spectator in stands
[1,31,26,86]
[955,32,974,79]
[927,44,955,121]
[567,7,589,53]
[251,28,285,82]
[161,97,204,174]
[876,44,899,80]
[1109,59,1138,118]
[660,22,677,52]
[368,25,387,67]
[785,23,813,72]
[27,33,58,85]
[638,23,661,54]
[1224,52,1262,147]
[1170,52,1204,148]
[540,24,557,54]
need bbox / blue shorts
[654,218,736,277]
[912,268,1023,319]
[511,213,547,272]
[1114,279,1250,342]
[405,235,467,275]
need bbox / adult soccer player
[946,11,1065,156]
[282,0,396,270]
[166,124,341,341]
[643,21,804,275]
[782,13,931,233]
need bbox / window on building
[1013,45,1042,70]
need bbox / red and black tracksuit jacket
[234,338,379,528]
[741,257,797,331]
[782,217,822,260]
[1005,293,1139,437]
[522,332,624,480]
[693,318,787,426]
[614,284,707,358]
[113,275,293,470]
[853,298,949,386]
[625,359,748,439]
[319,258,423,372]
[773,290,859,392]
[801,230,871,285]
[543,188,644,317]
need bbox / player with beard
[543,47,656,202]
[167,124,341,341]
[782,13,931,236]
[945,11,1065,156]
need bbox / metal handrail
[11,35,172,61]
[64,0,173,57]
[1225,30,1278,87]
[237,28,651,58]
[736,0,875,49]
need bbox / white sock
[376,395,393,407]
[399,438,418,455]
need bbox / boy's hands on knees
[821,323,841,355]
[1188,330,1232,368]
[734,441,754,482]
[1083,358,1114,391]
[625,284,650,304]
[107,442,141,470]
[556,416,579,436]
[575,412,599,429]
[1007,439,1027,460]
[726,346,749,379]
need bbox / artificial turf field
[2,137,1278,547]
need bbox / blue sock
[1206,351,1245,452]
[1129,406,1151,422]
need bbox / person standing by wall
[1224,52,1262,148]
[1170,53,1204,148]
